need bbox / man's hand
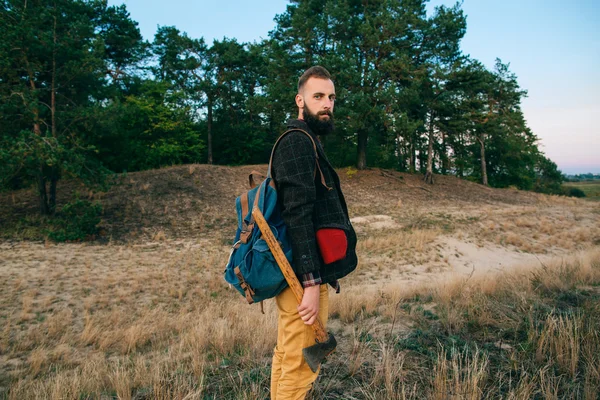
[298,285,320,325]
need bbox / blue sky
[108,0,599,174]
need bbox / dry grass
[1,250,599,399]
[1,165,600,398]
[320,248,600,400]
[323,249,598,399]
[463,202,600,253]
[535,312,582,378]
[0,239,279,399]
[432,346,489,400]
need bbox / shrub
[47,199,103,242]
[565,187,586,198]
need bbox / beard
[303,105,335,136]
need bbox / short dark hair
[298,66,332,93]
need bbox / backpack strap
[234,266,255,304]
[240,183,265,244]
[246,178,267,230]
[267,129,331,191]
[239,192,252,244]
[245,129,331,240]
[248,170,265,189]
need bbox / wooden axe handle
[252,207,328,343]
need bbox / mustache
[317,110,332,117]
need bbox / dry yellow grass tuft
[432,346,488,400]
[535,312,582,378]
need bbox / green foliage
[0,214,48,241]
[94,80,205,171]
[563,181,600,201]
[46,199,103,242]
[565,187,586,198]
[0,0,565,209]
[0,0,142,212]
[0,129,112,192]
[566,173,600,181]
[265,0,467,171]
[533,155,564,194]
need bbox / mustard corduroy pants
[270,284,329,400]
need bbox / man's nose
[323,98,332,109]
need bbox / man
[270,66,358,399]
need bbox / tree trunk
[424,112,435,184]
[478,133,488,186]
[395,133,406,171]
[38,173,49,215]
[441,131,448,174]
[356,129,367,170]
[46,7,58,215]
[207,94,213,164]
[33,115,45,213]
[29,78,41,135]
[409,135,416,173]
[32,98,45,213]
[23,2,50,215]
[49,168,58,215]
[418,146,426,174]
[51,11,57,139]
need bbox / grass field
[1,166,600,399]
[1,243,598,399]
[563,181,600,201]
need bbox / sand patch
[351,214,397,230]
[437,236,555,278]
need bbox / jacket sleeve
[272,131,322,279]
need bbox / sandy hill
[1,164,548,243]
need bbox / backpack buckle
[239,223,254,244]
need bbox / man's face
[296,77,336,135]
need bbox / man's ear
[295,93,304,109]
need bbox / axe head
[302,332,337,373]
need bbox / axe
[252,207,337,372]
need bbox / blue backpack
[224,129,327,304]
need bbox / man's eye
[314,95,321,99]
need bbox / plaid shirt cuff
[301,272,322,288]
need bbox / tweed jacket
[271,119,358,284]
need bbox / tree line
[564,173,600,182]
[0,0,564,216]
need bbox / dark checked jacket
[271,119,358,288]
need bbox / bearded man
[269,66,358,399]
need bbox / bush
[47,199,103,242]
[565,187,586,198]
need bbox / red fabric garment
[316,228,347,264]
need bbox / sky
[108,0,599,174]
